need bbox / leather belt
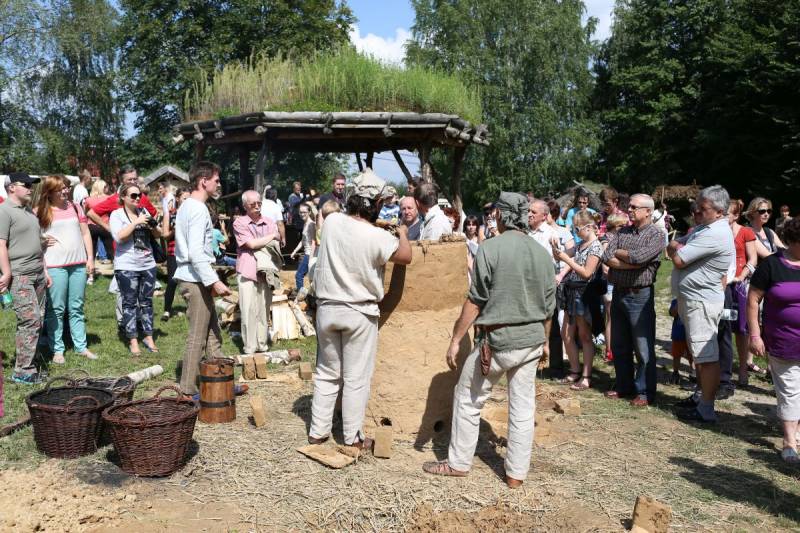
[616,286,652,294]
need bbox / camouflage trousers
[10,271,47,375]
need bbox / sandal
[781,447,800,464]
[747,363,767,375]
[52,353,66,365]
[422,460,468,477]
[570,376,591,391]
[80,350,98,360]
[560,371,580,385]
[142,341,159,353]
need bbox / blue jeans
[610,286,657,402]
[45,265,88,353]
[295,254,309,290]
[115,268,156,339]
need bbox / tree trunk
[253,139,269,194]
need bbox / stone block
[299,362,313,381]
[373,426,393,458]
[632,495,671,533]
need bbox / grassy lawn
[0,272,316,468]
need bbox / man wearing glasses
[233,190,279,355]
[0,173,50,384]
[601,194,666,407]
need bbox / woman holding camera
[110,183,160,355]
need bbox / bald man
[601,193,666,407]
[400,196,422,240]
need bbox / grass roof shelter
[173,49,489,212]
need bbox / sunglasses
[128,193,141,200]
[13,182,32,189]
[757,208,772,215]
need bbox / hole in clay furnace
[433,420,445,432]
[380,417,393,427]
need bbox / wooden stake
[392,149,413,181]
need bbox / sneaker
[161,311,171,322]
[86,275,94,285]
[11,372,46,385]
[716,385,735,401]
[604,349,614,363]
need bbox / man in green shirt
[0,173,49,384]
[423,192,555,488]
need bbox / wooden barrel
[198,357,235,423]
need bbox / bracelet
[749,335,761,340]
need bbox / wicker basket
[26,378,114,459]
[71,372,137,446]
[103,385,199,477]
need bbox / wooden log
[249,395,267,427]
[392,149,413,182]
[0,415,31,438]
[299,362,313,381]
[254,354,268,379]
[365,151,374,169]
[242,357,257,380]
[373,426,393,458]
[355,152,364,172]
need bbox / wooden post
[254,139,269,194]
[392,149,413,182]
[419,143,433,184]
[365,152,374,169]
[451,146,466,216]
[355,152,364,172]
[239,148,251,191]
[194,142,207,162]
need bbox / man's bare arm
[446,298,481,370]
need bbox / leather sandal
[506,476,524,489]
[350,437,374,454]
[308,435,329,445]
[422,460,468,477]
[570,376,591,391]
[747,363,767,375]
[560,371,580,385]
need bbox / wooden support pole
[451,146,467,216]
[253,139,269,194]
[392,149,413,182]
[419,143,433,184]
[355,152,364,172]
[239,148,251,191]
[365,152,374,169]
[194,142,207,162]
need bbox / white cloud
[349,25,411,65]
[584,0,615,41]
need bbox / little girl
[601,213,629,362]
[552,211,603,391]
[290,203,317,292]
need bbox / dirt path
[1,291,798,531]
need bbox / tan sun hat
[348,168,387,200]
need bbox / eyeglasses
[576,224,595,232]
[757,208,772,215]
[628,205,648,211]
[128,193,141,200]
[13,182,32,189]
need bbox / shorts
[572,298,592,326]
[677,299,725,364]
[671,339,688,359]
[770,355,800,421]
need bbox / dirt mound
[367,242,471,443]
[0,461,124,532]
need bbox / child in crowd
[600,213,629,362]
[669,298,694,384]
[212,214,236,267]
[290,203,316,292]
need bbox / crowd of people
[1,163,799,482]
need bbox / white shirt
[527,223,556,259]
[420,205,453,241]
[161,193,175,216]
[260,199,283,224]
[314,213,399,316]
[174,198,217,286]
[72,184,89,207]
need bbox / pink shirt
[233,215,278,282]
[43,202,88,268]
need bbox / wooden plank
[254,354,268,379]
[297,444,355,469]
[242,357,257,380]
[249,395,267,427]
[299,362,313,381]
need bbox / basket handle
[153,385,185,401]
[64,395,100,412]
[123,407,148,427]
[68,369,92,379]
[44,376,77,392]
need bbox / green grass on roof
[183,47,483,124]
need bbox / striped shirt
[602,222,665,288]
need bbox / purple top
[750,251,800,360]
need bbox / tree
[595,0,800,204]
[407,0,598,207]
[1,0,121,175]
[117,0,354,172]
